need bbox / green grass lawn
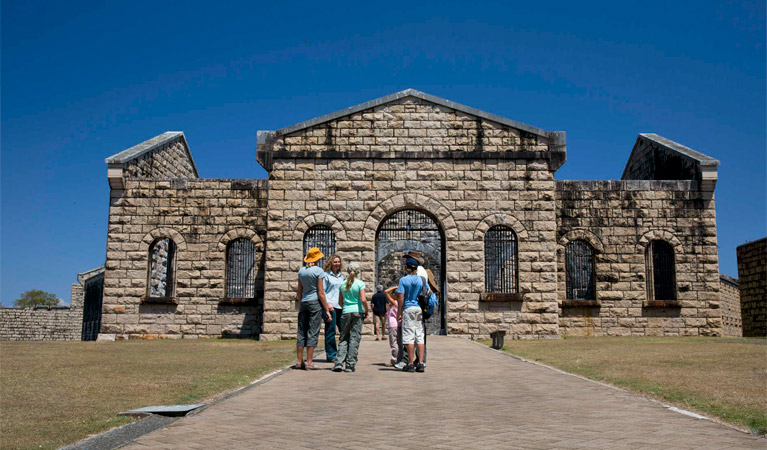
[0,339,297,450]
[481,336,767,435]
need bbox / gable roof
[622,133,719,191]
[105,131,198,175]
[267,89,557,139]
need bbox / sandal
[304,363,321,370]
[293,362,305,370]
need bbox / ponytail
[345,270,357,291]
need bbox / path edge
[466,337,765,438]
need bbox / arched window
[484,226,518,293]
[303,225,336,269]
[148,238,176,298]
[226,238,256,298]
[646,240,676,301]
[565,240,596,300]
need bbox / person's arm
[360,289,369,319]
[397,293,404,322]
[385,286,398,306]
[317,278,331,321]
[296,277,303,301]
[338,290,344,307]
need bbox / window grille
[226,238,256,298]
[148,238,176,297]
[565,240,596,300]
[484,226,518,293]
[304,225,336,269]
[646,240,676,301]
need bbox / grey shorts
[297,300,322,347]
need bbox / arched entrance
[375,209,445,335]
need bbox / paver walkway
[124,337,764,449]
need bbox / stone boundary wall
[719,274,741,337]
[101,178,268,339]
[737,238,766,337]
[0,306,82,341]
[555,180,721,337]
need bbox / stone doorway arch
[375,209,446,335]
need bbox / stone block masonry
[719,274,741,337]
[0,306,83,340]
[555,180,721,337]
[737,238,766,337]
[101,178,268,340]
[101,89,724,340]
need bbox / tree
[14,290,60,307]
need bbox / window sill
[219,297,259,305]
[561,299,600,307]
[480,292,523,302]
[643,300,681,308]
[142,297,178,305]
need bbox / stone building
[99,89,723,340]
[737,238,766,337]
[719,274,741,337]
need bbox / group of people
[295,247,438,373]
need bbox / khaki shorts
[401,306,424,345]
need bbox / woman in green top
[333,262,369,373]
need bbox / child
[384,286,400,366]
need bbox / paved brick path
[125,337,764,449]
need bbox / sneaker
[416,363,425,373]
[403,364,415,372]
[333,365,343,372]
[344,366,355,372]
[394,361,406,370]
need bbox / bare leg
[415,343,425,364]
[306,346,315,365]
[406,343,415,365]
[296,347,304,366]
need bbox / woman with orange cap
[295,247,333,370]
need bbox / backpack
[417,277,438,320]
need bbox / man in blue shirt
[397,257,425,373]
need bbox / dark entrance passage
[375,209,445,335]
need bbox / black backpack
[416,276,435,320]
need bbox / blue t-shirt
[298,266,326,303]
[324,271,345,309]
[397,274,424,309]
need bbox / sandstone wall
[0,306,82,341]
[555,180,721,337]
[263,157,559,340]
[123,139,197,179]
[623,136,700,182]
[274,97,553,154]
[719,274,741,337]
[737,238,767,337]
[101,178,268,339]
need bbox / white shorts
[401,306,424,345]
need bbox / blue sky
[1,0,765,305]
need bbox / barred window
[646,240,676,301]
[303,225,336,269]
[226,238,256,298]
[148,238,176,298]
[565,240,596,300]
[484,226,518,293]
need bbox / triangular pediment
[256,89,566,170]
